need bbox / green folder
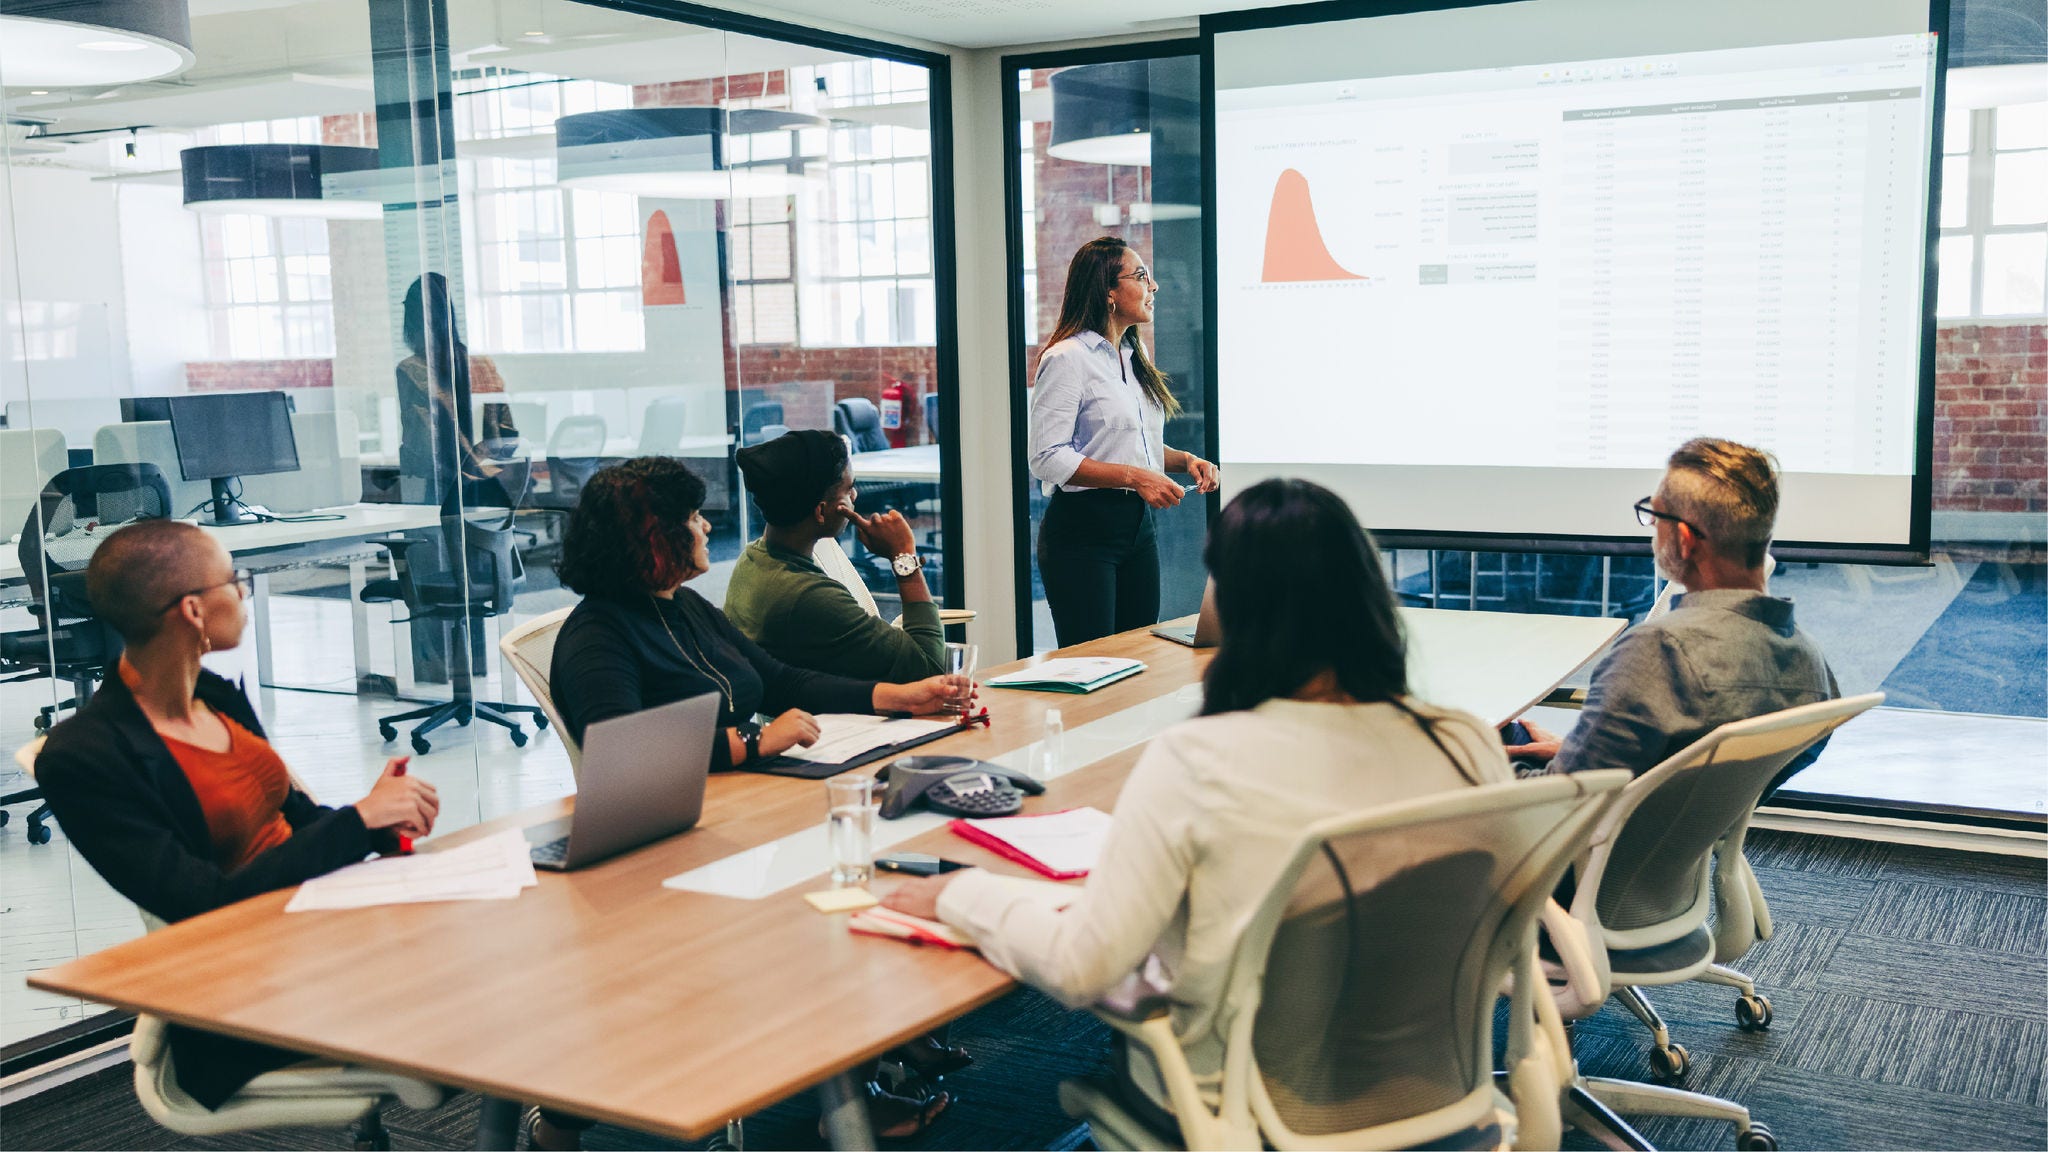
[985,658,1146,694]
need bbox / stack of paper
[984,658,1145,694]
[952,807,1113,880]
[781,715,958,763]
[285,830,538,912]
[848,906,974,949]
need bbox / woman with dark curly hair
[551,456,971,767]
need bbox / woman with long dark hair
[395,272,494,509]
[1028,236,1219,646]
[882,479,1508,1128]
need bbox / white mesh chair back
[499,608,579,774]
[1584,693,1883,939]
[1234,771,1631,1146]
[1,428,66,541]
[814,537,883,619]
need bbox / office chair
[813,538,975,629]
[636,396,692,456]
[833,397,891,453]
[1060,771,1631,1152]
[540,414,611,511]
[365,465,547,754]
[742,401,786,445]
[498,607,580,774]
[921,393,939,444]
[125,913,449,1148]
[1539,693,1885,1150]
[0,465,172,844]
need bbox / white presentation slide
[1212,0,1938,549]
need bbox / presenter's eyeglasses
[1634,498,1701,536]
[1119,266,1156,287]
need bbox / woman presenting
[1029,237,1219,647]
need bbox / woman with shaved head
[35,518,440,1110]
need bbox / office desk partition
[31,608,1621,1148]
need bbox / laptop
[526,693,721,871]
[1150,580,1221,648]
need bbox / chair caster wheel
[533,714,549,731]
[411,734,431,755]
[0,810,10,828]
[27,820,52,845]
[1650,1042,1690,1083]
[1736,995,1772,1031]
[33,714,50,732]
[457,714,471,727]
[509,729,528,747]
[1738,1122,1777,1150]
[378,724,397,742]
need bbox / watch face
[892,554,919,576]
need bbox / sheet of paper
[985,658,1144,688]
[286,829,538,912]
[959,807,1114,876]
[780,714,956,764]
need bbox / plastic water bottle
[1034,708,1065,782]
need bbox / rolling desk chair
[1060,772,1631,1151]
[1539,694,1885,1151]
[741,401,785,445]
[0,465,171,843]
[814,538,974,629]
[541,415,610,511]
[499,607,579,773]
[636,397,692,456]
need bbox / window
[1938,101,2048,318]
[196,118,336,359]
[456,73,645,353]
[730,194,798,344]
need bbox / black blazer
[35,668,392,926]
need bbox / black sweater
[550,588,877,766]
[35,668,397,1109]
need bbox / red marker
[389,758,414,855]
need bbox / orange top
[120,661,294,871]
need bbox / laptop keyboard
[529,835,570,866]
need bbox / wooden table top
[30,607,1620,1141]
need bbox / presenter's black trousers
[1038,488,1160,648]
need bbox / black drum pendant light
[0,0,194,87]
[1047,60,1153,167]
[181,144,381,219]
[554,107,826,199]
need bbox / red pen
[388,758,414,855]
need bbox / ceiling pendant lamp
[0,0,194,88]
[181,144,382,220]
[554,107,826,200]
[1047,60,1153,167]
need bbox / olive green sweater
[723,539,947,682]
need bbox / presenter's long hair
[1046,237,1180,417]
[1200,479,1406,716]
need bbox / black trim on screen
[1000,41,1204,658]
[1199,0,1950,565]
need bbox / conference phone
[876,756,1044,819]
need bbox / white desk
[849,443,940,482]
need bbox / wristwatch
[737,721,763,763]
[891,552,923,577]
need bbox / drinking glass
[944,641,979,717]
[825,775,878,888]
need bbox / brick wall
[1932,322,2046,513]
[728,343,939,443]
[635,74,787,108]
[184,359,334,391]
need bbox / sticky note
[805,887,880,914]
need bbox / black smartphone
[875,852,967,876]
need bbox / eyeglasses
[1634,497,1702,537]
[1119,266,1155,286]
[157,569,254,616]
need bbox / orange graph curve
[1261,168,1364,283]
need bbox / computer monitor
[166,392,301,525]
[120,396,174,423]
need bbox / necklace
[648,594,735,713]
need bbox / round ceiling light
[0,0,194,87]
[1047,60,1152,167]
[181,144,382,220]
[555,107,826,200]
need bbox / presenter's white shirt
[1027,330,1166,496]
[936,696,1511,1115]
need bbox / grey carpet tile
[1749,864,1882,929]
[1877,844,2048,896]
[1853,879,2048,955]
[1730,921,1850,993]
[1744,830,1893,878]
[1742,1064,2048,1152]
[1568,983,1817,1066]
[1776,991,2048,1107]
[1570,1040,1769,1152]
[1820,934,2048,1021]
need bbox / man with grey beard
[1505,437,1839,793]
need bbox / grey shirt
[1555,589,1839,787]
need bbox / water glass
[944,642,979,717]
[825,775,878,888]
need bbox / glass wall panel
[1007,51,1205,654]
[0,0,950,1055]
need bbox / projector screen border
[1197,0,1949,568]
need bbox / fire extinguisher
[881,376,907,448]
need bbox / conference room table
[848,443,941,483]
[31,606,1623,1149]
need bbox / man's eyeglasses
[1119,266,1155,287]
[157,569,254,616]
[1633,497,1702,537]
